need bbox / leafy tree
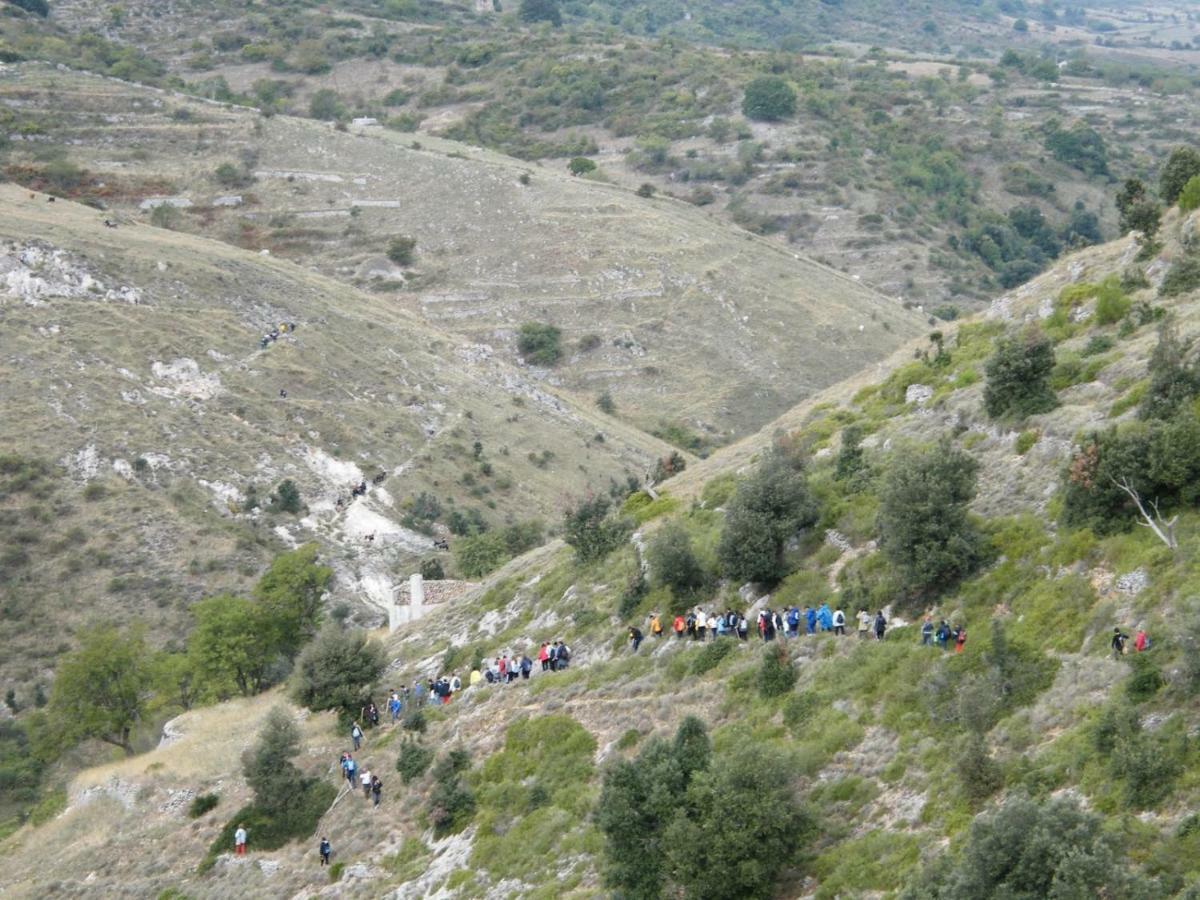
[1140,322,1199,420]
[48,626,154,755]
[1117,178,1163,240]
[253,544,332,658]
[757,645,797,698]
[1159,146,1200,205]
[519,0,562,26]
[563,495,628,563]
[596,390,615,413]
[308,88,346,121]
[243,706,307,813]
[420,557,445,580]
[718,451,817,584]
[647,523,705,595]
[983,327,1057,419]
[10,0,50,16]
[188,594,278,698]
[672,716,711,781]
[877,439,981,597]
[742,75,797,121]
[662,739,813,900]
[1180,176,1200,214]
[954,733,1004,804]
[901,793,1156,899]
[517,322,562,365]
[1160,256,1200,298]
[1044,121,1108,176]
[270,479,302,514]
[396,741,434,782]
[386,236,417,266]
[292,627,386,721]
[835,424,867,486]
[567,156,596,176]
[453,531,509,577]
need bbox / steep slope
[7,213,1200,897]
[0,182,674,686]
[0,62,926,442]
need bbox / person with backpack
[832,608,846,636]
[857,609,871,640]
[921,616,934,646]
[557,641,571,669]
[351,722,363,751]
[371,775,383,808]
[388,691,402,724]
[1111,627,1129,658]
[629,625,644,653]
[547,643,559,671]
[954,625,967,654]
[805,606,818,636]
[650,613,664,639]
[673,614,686,640]
[935,620,950,650]
[344,754,357,788]
[736,613,748,641]
[874,610,887,641]
[319,836,332,866]
[1134,629,1149,652]
[520,655,533,679]
[786,606,800,638]
[817,602,833,633]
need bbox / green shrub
[517,322,563,365]
[188,793,219,818]
[1159,255,1200,298]
[1178,175,1200,213]
[328,861,345,882]
[983,328,1057,420]
[757,645,797,699]
[308,88,346,121]
[386,236,417,266]
[396,742,434,783]
[1094,278,1131,325]
[1014,430,1038,455]
[563,495,629,563]
[420,557,444,580]
[1159,146,1200,204]
[401,709,427,733]
[270,479,302,514]
[718,451,817,585]
[742,76,796,121]
[954,733,1004,804]
[1124,652,1164,702]
[519,0,561,26]
[691,640,734,675]
[647,523,705,595]
[567,156,596,176]
[291,627,386,720]
[28,789,66,826]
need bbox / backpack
[787,609,799,627]
[559,645,571,662]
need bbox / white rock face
[139,197,192,210]
[149,357,222,400]
[905,383,934,406]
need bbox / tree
[718,451,817,584]
[1044,121,1108,176]
[308,88,345,121]
[672,716,711,781]
[387,236,416,266]
[877,439,981,597]
[983,327,1058,419]
[647,523,705,595]
[420,557,445,580]
[563,495,628,563]
[662,740,813,900]
[1140,321,1199,420]
[1159,146,1200,205]
[243,706,307,813]
[1180,175,1200,214]
[757,645,797,698]
[1116,179,1163,240]
[453,531,508,577]
[48,626,154,755]
[10,0,49,17]
[742,75,797,121]
[270,479,302,514]
[292,627,386,720]
[253,544,332,658]
[567,156,596,176]
[901,793,1157,899]
[189,594,278,698]
[516,322,562,365]
[519,0,561,26]
[835,424,867,486]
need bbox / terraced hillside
[0,62,925,442]
[0,182,679,687]
[6,204,1200,898]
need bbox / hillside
[6,203,1200,897]
[0,181,683,688]
[0,62,925,442]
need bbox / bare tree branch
[1112,476,1178,550]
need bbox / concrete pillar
[409,573,425,617]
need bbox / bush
[386,236,417,266]
[563,495,629,564]
[1159,255,1200,298]
[757,645,797,699]
[1159,146,1200,204]
[291,628,386,720]
[454,531,508,578]
[742,76,797,121]
[188,793,220,818]
[213,162,250,188]
[954,733,1004,804]
[717,451,817,585]
[517,322,562,365]
[420,558,444,580]
[567,156,596,176]
[1139,322,1200,420]
[519,0,561,26]
[691,640,734,675]
[270,479,303,514]
[428,758,475,836]
[1125,652,1164,702]
[1094,279,1132,325]
[635,182,656,198]
[309,89,346,121]
[10,0,50,16]
[877,438,981,597]
[983,328,1057,420]
[1179,175,1200,213]
[596,390,615,414]
[396,742,434,783]
[900,793,1148,898]
[401,709,426,733]
[647,523,705,595]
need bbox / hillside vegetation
[5,187,1200,897]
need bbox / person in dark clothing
[874,611,887,641]
[371,775,383,808]
[921,617,934,646]
[1111,627,1129,658]
[629,626,643,653]
[319,837,332,866]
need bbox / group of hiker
[339,750,384,806]
[1111,626,1152,658]
[258,322,296,349]
[630,605,895,651]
